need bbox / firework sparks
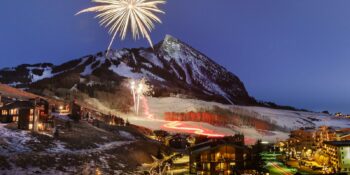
[129,78,153,115]
[76,0,166,53]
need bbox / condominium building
[323,141,350,173]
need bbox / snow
[7,82,21,87]
[131,53,137,64]
[161,36,193,84]
[0,124,35,154]
[0,167,72,175]
[119,131,135,140]
[109,62,143,79]
[47,141,68,153]
[208,83,234,104]
[70,84,79,92]
[80,57,106,76]
[78,56,91,66]
[118,97,350,144]
[75,95,347,145]
[84,96,290,144]
[170,65,182,80]
[91,141,133,154]
[142,62,153,68]
[81,63,94,76]
[29,67,54,82]
[112,49,129,59]
[237,106,336,130]
[139,50,164,68]
[160,34,235,103]
[141,69,165,82]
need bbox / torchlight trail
[76,0,166,53]
[163,121,225,138]
[140,97,225,138]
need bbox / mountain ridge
[0,35,257,108]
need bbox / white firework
[77,0,166,52]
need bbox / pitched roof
[189,138,244,153]
[1,101,35,109]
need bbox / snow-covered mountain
[0,35,255,105]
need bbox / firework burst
[77,0,166,52]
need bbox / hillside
[0,121,167,174]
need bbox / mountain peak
[164,34,178,42]
[0,35,255,105]
[161,34,182,49]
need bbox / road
[267,162,295,175]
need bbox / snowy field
[82,96,350,144]
[140,97,350,129]
[120,97,350,144]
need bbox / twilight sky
[0,0,349,113]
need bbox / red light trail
[141,97,225,138]
[163,121,225,138]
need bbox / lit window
[10,109,18,115]
[30,109,34,115]
[29,115,34,122]
[13,116,18,122]
[2,110,8,115]
[38,123,44,131]
[29,124,33,130]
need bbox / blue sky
[0,0,349,113]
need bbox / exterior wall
[0,108,19,123]
[338,146,350,173]
[71,102,82,121]
[18,108,33,130]
[323,144,339,169]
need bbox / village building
[0,97,51,131]
[323,141,350,173]
[189,135,245,175]
[313,126,337,148]
[283,128,316,158]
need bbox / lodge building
[189,135,245,175]
[0,95,52,131]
